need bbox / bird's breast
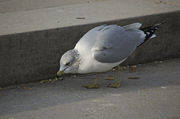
[77,53,123,73]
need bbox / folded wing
[92,25,145,63]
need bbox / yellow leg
[83,74,99,89]
[108,65,121,88]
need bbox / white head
[57,49,79,76]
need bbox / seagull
[56,22,162,88]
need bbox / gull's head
[57,49,79,76]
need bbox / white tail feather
[150,34,156,39]
[123,23,142,30]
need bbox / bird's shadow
[0,60,180,116]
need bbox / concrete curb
[0,11,180,87]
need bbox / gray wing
[92,25,145,63]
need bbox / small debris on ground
[128,76,140,79]
[85,113,88,116]
[104,75,114,80]
[129,65,137,73]
[7,117,14,119]
[161,86,167,89]
[53,77,64,82]
[40,77,63,84]
[0,87,3,90]
[156,0,168,4]
[76,17,86,19]
[156,61,163,63]
[122,66,127,70]
[40,80,50,84]
[23,87,32,90]
[159,61,163,63]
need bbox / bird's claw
[107,82,120,88]
[83,83,99,89]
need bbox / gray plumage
[92,25,145,63]
[58,22,161,74]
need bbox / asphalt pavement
[0,58,180,119]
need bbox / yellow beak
[56,70,64,76]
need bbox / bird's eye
[65,62,70,66]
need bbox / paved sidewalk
[0,58,180,119]
[0,0,90,13]
[1,0,180,35]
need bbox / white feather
[123,23,142,30]
[150,34,156,39]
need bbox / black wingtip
[138,21,165,47]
